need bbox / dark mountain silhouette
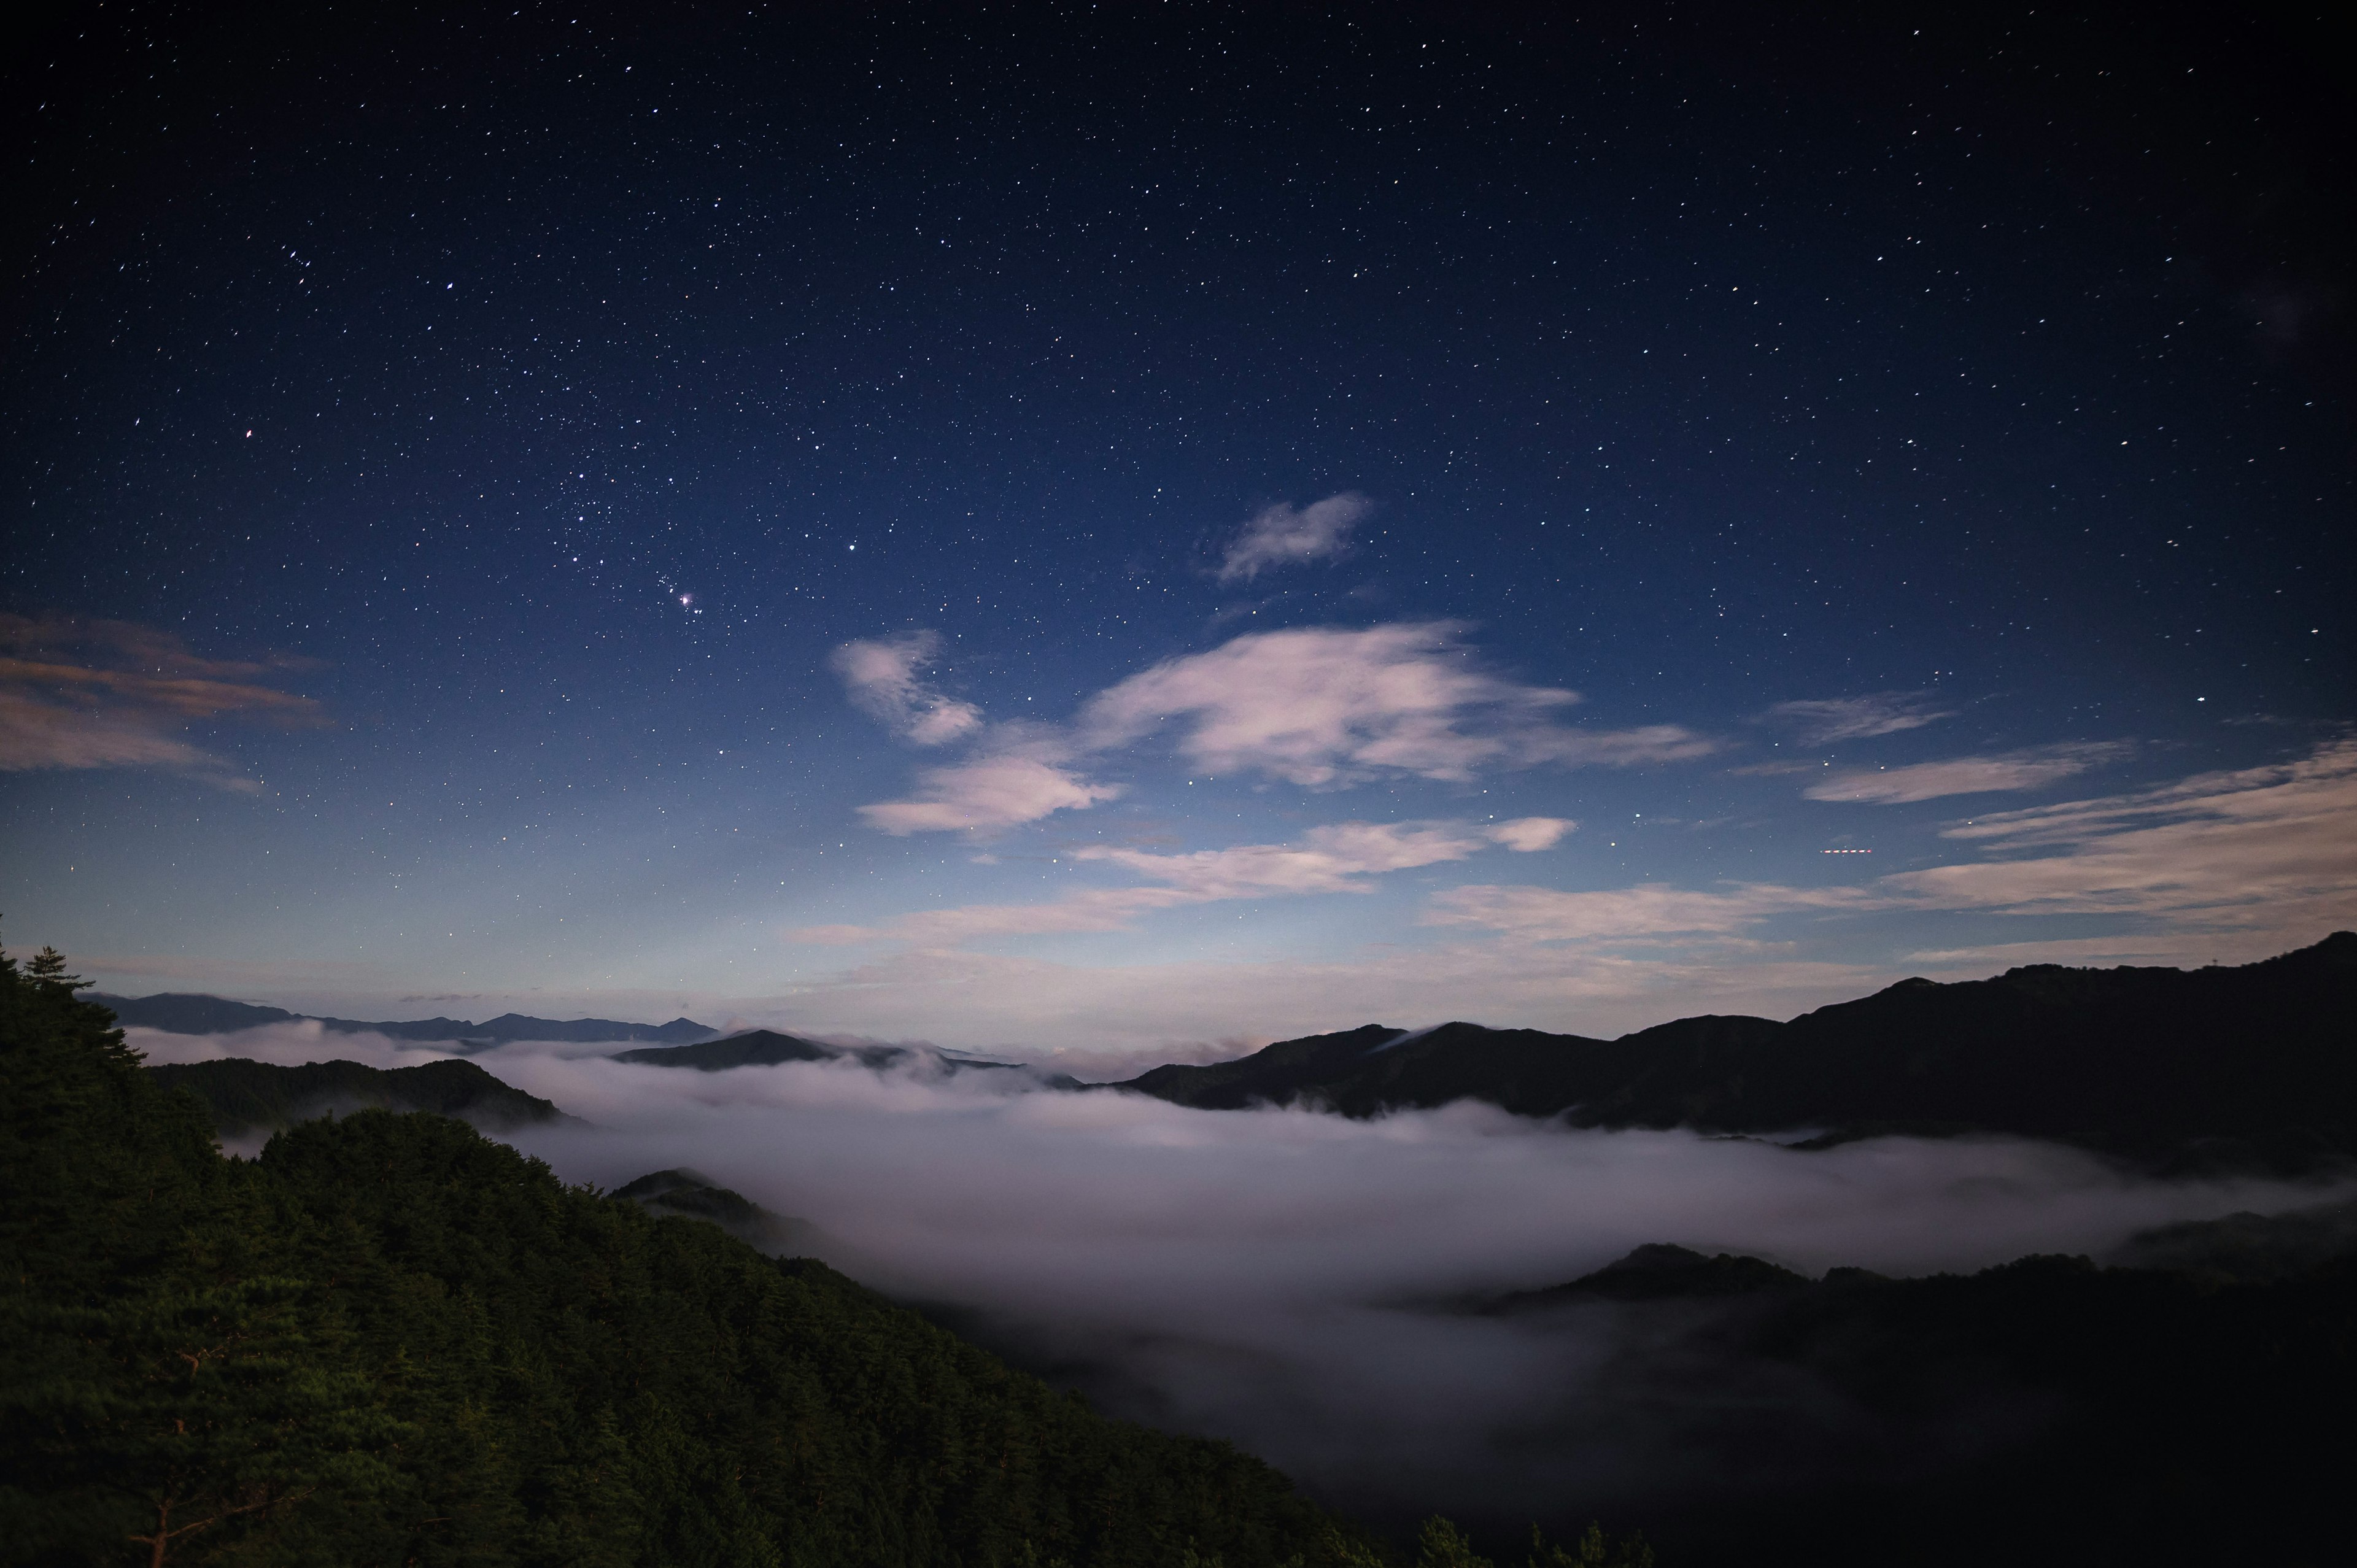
[616,1027,905,1070]
[89,990,718,1046]
[145,1056,572,1138]
[616,1027,1072,1084]
[1488,1243,1813,1310]
[1455,1240,2354,1565]
[85,991,301,1033]
[612,1167,829,1255]
[466,1012,716,1045]
[2108,1195,2357,1283]
[1108,932,2357,1169]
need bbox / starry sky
[6,2,2350,1059]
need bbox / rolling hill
[145,1056,573,1138]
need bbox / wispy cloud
[1438,740,2357,959]
[827,630,983,746]
[855,748,1121,835]
[834,622,1712,833]
[1080,623,1712,788]
[0,614,325,791]
[1484,816,1576,852]
[1215,492,1371,583]
[1425,881,1884,945]
[1803,742,2133,804]
[1886,737,2357,932]
[792,817,1571,947]
[1762,691,1955,744]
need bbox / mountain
[6,947,1380,1568]
[616,1027,1069,1084]
[85,991,303,1033]
[145,1056,572,1138]
[1464,1240,2354,1565]
[616,1027,904,1070]
[1487,1243,1812,1309]
[2108,1195,2357,1283]
[88,991,718,1046]
[611,1167,829,1255]
[1109,932,2357,1169]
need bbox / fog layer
[133,1023,2348,1524]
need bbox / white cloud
[855,751,1121,835]
[838,622,1712,836]
[1484,816,1575,852]
[1215,492,1372,583]
[1078,819,1493,897]
[1762,692,1955,744]
[1080,623,1713,788]
[1803,743,2132,804]
[828,631,983,746]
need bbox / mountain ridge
[145,1056,575,1138]
[1106,933,2357,1170]
[90,991,718,1046]
[617,1027,1078,1086]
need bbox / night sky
[6,2,2350,1057]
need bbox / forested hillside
[144,1056,570,1138]
[1,943,1386,1567]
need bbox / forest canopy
[0,937,1403,1567]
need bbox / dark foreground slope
[2,951,1372,1568]
[145,1056,569,1138]
[1113,933,2357,1168]
[1460,1236,2357,1567]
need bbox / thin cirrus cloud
[1432,738,2357,959]
[1889,736,2357,932]
[1803,743,2134,804]
[791,816,1574,948]
[1762,691,1956,744]
[1425,880,1886,946]
[838,622,1713,834]
[0,613,325,792]
[1215,492,1371,583]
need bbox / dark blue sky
[6,2,2350,1055]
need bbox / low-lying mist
[133,1021,2350,1532]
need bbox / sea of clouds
[131,1021,2353,1529]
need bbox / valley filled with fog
[131,1021,2349,1532]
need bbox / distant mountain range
[145,1056,573,1138]
[616,1027,1079,1085]
[1110,932,2357,1170]
[101,934,2357,1171]
[91,991,718,1046]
